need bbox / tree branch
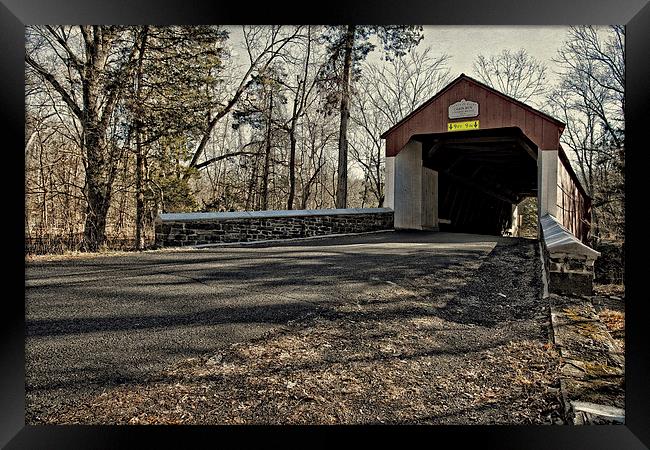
[25,55,83,119]
[195,151,257,170]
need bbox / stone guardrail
[155,208,394,247]
[539,214,600,295]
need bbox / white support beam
[538,149,558,223]
[391,139,438,230]
[421,167,438,230]
[384,156,395,209]
[394,140,423,229]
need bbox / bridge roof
[381,73,566,157]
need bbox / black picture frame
[3,0,649,447]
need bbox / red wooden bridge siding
[382,74,564,157]
[557,148,592,243]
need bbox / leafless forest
[25,25,624,255]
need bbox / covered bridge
[381,74,600,294]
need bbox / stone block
[549,271,593,296]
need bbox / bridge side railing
[539,213,600,295]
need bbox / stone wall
[546,251,596,296]
[155,208,394,247]
[539,214,600,296]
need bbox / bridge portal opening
[418,127,537,236]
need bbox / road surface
[26,231,546,423]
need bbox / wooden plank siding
[382,74,564,156]
[557,146,592,243]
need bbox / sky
[225,25,574,85]
[418,26,571,83]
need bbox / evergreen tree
[318,25,424,208]
[124,25,228,248]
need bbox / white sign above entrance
[448,99,479,119]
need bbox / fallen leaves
[598,309,624,334]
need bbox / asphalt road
[25,231,543,423]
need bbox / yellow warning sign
[447,120,480,132]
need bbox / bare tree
[361,47,452,124]
[350,47,452,206]
[319,25,424,209]
[548,26,625,240]
[276,26,320,210]
[298,105,338,209]
[473,48,547,105]
[553,26,624,149]
[185,26,303,175]
[26,26,140,251]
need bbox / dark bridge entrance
[418,127,538,236]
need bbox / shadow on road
[26,231,548,424]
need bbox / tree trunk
[287,83,301,211]
[81,34,113,252]
[135,142,145,249]
[81,34,110,252]
[287,129,297,210]
[261,89,273,210]
[83,151,112,252]
[82,27,131,251]
[135,27,149,251]
[246,161,258,210]
[335,25,355,209]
